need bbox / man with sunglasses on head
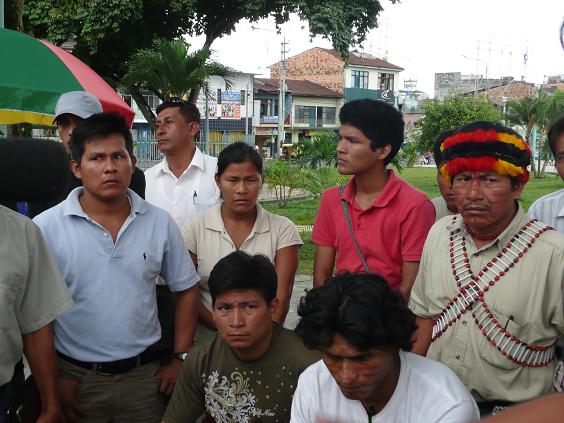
[144,98,220,365]
[145,98,220,229]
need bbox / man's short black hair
[156,100,201,125]
[296,273,415,352]
[339,99,404,165]
[548,115,564,158]
[432,129,455,169]
[208,251,277,306]
[69,112,134,163]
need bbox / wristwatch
[171,352,188,362]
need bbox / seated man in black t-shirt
[163,251,319,423]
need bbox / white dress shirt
[528,188,564,234]
[144,147,220,228]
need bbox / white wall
[344,65,400,92]
[207,73,254,118]
[291,96,343,128]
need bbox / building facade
[434,72,515,100]
[270,47,403,105]
[254,78,343,156]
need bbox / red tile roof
[255,78,342,98]
[268,47,404,71]
[321,48,404,71]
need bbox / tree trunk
[5,0,25,31]
[187,88,199,105]
[524,131,539,178]
[187,34,218,106]
[129,87,156,131]
[537,149,542,179]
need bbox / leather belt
[58,350,160,376]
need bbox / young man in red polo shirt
[311,99,435,300]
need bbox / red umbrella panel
[0,28,134,127]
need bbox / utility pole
[245,83,249,143]
[277,37,288,156]
[204,83,210,155]
[1,1,6,139]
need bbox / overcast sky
[185,0,564,97]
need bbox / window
[260,99,278,117]
[141,90,160,110]
[379,73,394,91]
[321,107,336,124]
[295,105,314,124]
[122,94,132,107]
[240,90,246,106]
[351,70,369,89]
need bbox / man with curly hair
[291,273,478,422]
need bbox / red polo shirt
[311,170,435,289]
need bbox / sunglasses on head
[163,96,187,104]
[156,96,190,114]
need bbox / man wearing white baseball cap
[26,92,146,217]
[54,91,103,150]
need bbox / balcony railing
[260,115,278,124]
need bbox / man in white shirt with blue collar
[528,115,564,234]
[34,112,200,423]
[144,98,219,229]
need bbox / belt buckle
[93,363,115,376]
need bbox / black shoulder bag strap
[339,185,370,273]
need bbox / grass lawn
[262,167,563,275]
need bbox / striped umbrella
[0,28,134,127]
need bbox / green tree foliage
[537,90,564,137]
[263,160,307,207]
[505,95,541,146]
[190,0,392,59]
[418,96,501,153]
[506,89,564,178]
[22,0,391,83]
[294,132,338,169]
[23,0,194,84]
[121,39,235,128]
[398,142,420,168]
[298,167,349,199]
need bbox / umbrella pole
[0,1,4,137]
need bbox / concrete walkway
[284,275,313,330]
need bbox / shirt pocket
[477,307,526,371]
[0,271,19,330]
[142,249,163,281]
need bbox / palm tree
[121,39,235,129]
[295,132,339,169]
[505,95,539,147]
[505,89,563,178]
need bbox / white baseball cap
[55,91,103,120]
